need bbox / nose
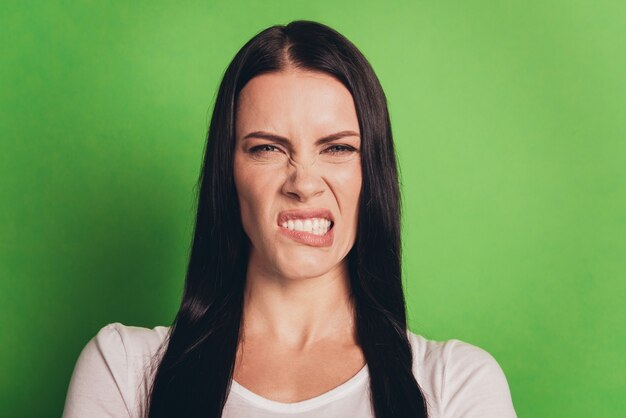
[281,159,325,202]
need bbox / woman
[63,20,516,418]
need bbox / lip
[277,208,335,225]
[278,225,334,247]
[277,208,335,248]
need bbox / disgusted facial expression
[233,68,362,280]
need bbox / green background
[2,1,624,416]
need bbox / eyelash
[249,144,357,155]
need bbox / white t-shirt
[62,322,517,418]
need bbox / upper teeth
[281,218,332,235]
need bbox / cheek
[345,167,362,235]
[233,160,257,230]
[333,163,362,208]
[234,159,277,237]
[349,174,362,225]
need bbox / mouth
[277,208,334,234]
[277,208,335,247]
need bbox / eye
[323,144,357,154]
[249,144,282,154]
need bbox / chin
[278,256,333,280]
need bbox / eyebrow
[242,130,360,146]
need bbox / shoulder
[62,322,170,418]
[90,322,171,389]
[100,322,171,356]
[86,322,170,382]
[406,330,517,418]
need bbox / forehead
[235,69,359,137]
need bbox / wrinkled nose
[281,159,325,202]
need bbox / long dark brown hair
[144,20,428,418]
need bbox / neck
[241,251,356,349]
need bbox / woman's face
[233,68,362,280]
